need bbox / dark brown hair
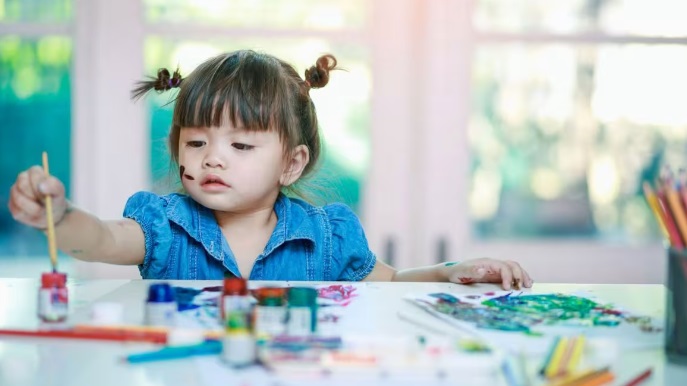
[132,50,338,189]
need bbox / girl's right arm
[7,166,145,265]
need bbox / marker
[0,327,167,344]
[125,340,222,363]
[623,367,652,386]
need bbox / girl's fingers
[504,260,525,289]
[493,261,513,290]
[40,176,66,198]
[27,166,48,198]
[15,171,37,198]
[9,184,46,227]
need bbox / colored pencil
[643,182,670,242]
[501,354,520,386]
[656,188,684,248]
[665,184,687,246]
[549,367,612,386]
[540,336,562,375]
[545,337,569,378]
[567,335,585,375]
[0,327,167,344]
[623,367,652,386]
[42,151,58,272]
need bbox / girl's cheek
[179,165,195,181]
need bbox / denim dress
[123,192,377,281]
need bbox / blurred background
[1,0,685,283]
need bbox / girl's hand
[8,166,69,229]
[444,258,533,290]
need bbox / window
[470,0,687,242]
[0,1,72,256]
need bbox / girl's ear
[280,145,310,186]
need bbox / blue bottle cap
[147,283,175,303]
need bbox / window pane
[0,36,71,254]
[144,38,370,213]
[469,44,687,241]
[474,0,687,37]
[144,0,367,29]
[0,0,72,22]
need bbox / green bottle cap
[288,287,318,307]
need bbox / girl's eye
[232,143,254,151]
[186,141,205,148]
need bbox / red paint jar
[37,272,68,323]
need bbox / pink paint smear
[318,285,357,306]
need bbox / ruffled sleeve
[326,203,377,281]
[122,191,173,279]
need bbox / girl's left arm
[363,257,533,290]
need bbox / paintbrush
[42,151,58,273]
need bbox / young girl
[8,50,532,289]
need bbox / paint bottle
[286,287,318,336]
[253,287,286,337]
[37,272,68,323]
[222,313,257,367]
[145,283,176,327]
[220,277,251,328]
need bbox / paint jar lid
[90,302,123,325]
[223,277,248,296]
[41,272,67,287]
[255,287,285,306]
[167,328,205,346]
[147,283,175,303]
[288,287,318,307]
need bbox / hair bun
[304,54,338,89]
[131,67,183,100]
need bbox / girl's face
[178,121,288,213]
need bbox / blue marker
[125,340,222,363]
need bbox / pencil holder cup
[666,247,687,365]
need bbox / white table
[0,279,685,386]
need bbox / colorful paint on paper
[424,292,659,335]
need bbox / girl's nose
[204,158,224,168]
[203,153,225,168]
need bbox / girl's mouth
[200,174,230,189]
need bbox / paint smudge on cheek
[179,165,195,181]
